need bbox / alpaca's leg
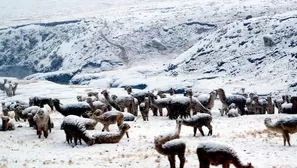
[43,129,48,138]
[198,127,205,136]
[159,108,163,116]
[74,137,78,145]
[126,131,129,138]
[207,124,213,136]
[106,126,110,132]
[167,155,176,168]
[223,162,230,168]
[178,153,185,168]
[283,131,290,146]
[199,161,210,168]
[193,127,197,136]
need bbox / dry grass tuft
[233,129,280,138]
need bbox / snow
[1,80,296,167]
[1,0,297,167]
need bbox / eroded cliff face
[0,17,215,81]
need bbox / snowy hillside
[169,11,297,93]
[2,1,297,168]
[0,0,297,93]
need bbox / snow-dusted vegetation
[1,0,297,167]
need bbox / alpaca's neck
[207,93,216,108]
[104,93,113,103]
[154,142,169,155]
[88,101,95,111]
[232,156,250,168]
[53,103,65,115]
[218,90,228,104]
[264,120,281,132]
[175,122,181,139]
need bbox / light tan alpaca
[92,123,130,144]
[154,120,184,168]
[264,116,297,146]
[154,137,186,168]
[196,142,254,168]
[91,110,128,138]
[157,119,182,143]
[197,90,217,110]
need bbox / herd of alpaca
[2,83,297,167]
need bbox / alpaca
[101,89,137,116]
[0,79,7,91]
[0,116,10,131]
[87,91,99,100]
[92,123,130,144]
[245,93,255,115]
[90,110,128,138]
[29,96,54,110]
[33,108,51,138]
[196,90,217,110]
[86,97,110,113]
[139,97,150,121]
[251,95,267,114]
[168,88,175,96]
[179,113,212,136]
[12,82,18,96]
[14,104,30,121]
[264,116,297,146]
[149,92,169,117]
[4,82,13,97]
[124,85,133,95]
[61,115,95,146]
[196,142,254,168]
[266,95,275,114]
[226,103,240,118]
[216,88,246,116]
[22,106,41,127]
[157,119,182,143]
[274,95,290,113]
[280,96,297,114]
[52,98,91,117]
[154,137,186,168]
[153,119,184,168]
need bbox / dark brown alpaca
[196,142,254,168]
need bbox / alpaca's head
[264,118,272,125]
[52,98,61,106]
[119,123,130,131]
[101,90,109,97]
[77,95,83,102]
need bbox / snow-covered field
[1,0,297,167]
[0,79,297,168]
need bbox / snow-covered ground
[1,79,297,168]
[1,0,297,167]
